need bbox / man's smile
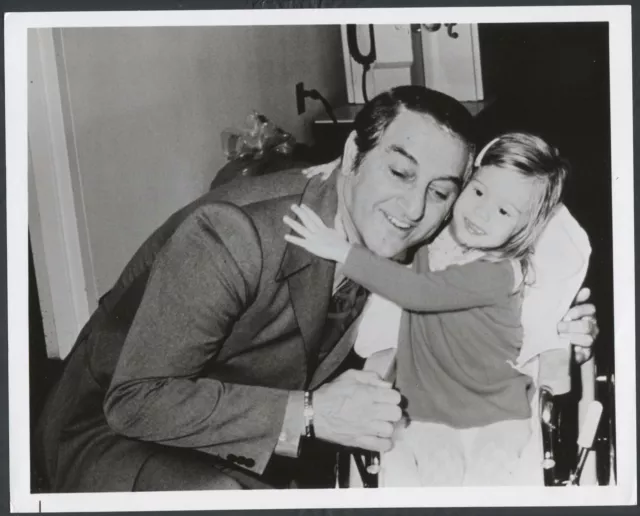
[381,210,414,231]
[463,217,486,236]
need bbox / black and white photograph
[6,5,636,512]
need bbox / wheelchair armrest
[539,385,562,486]
[577,357,598,485]
[534,348,571,485]
[539,353,600,486]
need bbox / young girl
[283,133,570,487]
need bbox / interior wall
[477,23,612,345]
[476,22,614,483]
[59,25,347,298]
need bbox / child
[283,133,570,486]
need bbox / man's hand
[312,369,402,452]
[557,287,600,363]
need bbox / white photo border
[6,5,636,512]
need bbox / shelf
[314,99,494,125]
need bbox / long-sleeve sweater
[342,244,533,428]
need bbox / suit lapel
[276,173,338,361]
[308,314,361,390]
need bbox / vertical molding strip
[28,28,91,359]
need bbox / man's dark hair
[352,85,476,169]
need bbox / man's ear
[340,131,359,176]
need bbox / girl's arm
[284,205,516,313]
[283,204,352,263]
[343,245,516,312]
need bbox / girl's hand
[301,158,340,181]
[283,204,352,264]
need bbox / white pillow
[516,203,592,367]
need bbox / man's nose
[401,190,426,222]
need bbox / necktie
[297,278,369,489]
[324,279,382,489]
[311,278,369,378]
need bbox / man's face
[346,109,470,258]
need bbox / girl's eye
[474,188,483,196]
[390,168,406,179]
[499,208,509,216]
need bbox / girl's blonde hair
[471,132,569,268]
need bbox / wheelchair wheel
[595,368,616,485]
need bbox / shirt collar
[332,171,363,290]
[428,225,487,271]
[334,171,362,246]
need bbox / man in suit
[35,86,598,492]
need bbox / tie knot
[330,279,367,318]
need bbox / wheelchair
[337,345,615,488]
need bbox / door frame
[27,27,96,359]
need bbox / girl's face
[451,165,537,250]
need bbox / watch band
[303,390,315,438]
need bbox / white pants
[379,418,543,487]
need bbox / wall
[58,25,346,298]
[476,23,613,484]
[476,23,612,352]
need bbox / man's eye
[432,190,449,201]
[499,208,510,216]
[474,188,483,196]
[390,168,406,179]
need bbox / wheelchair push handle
[567,401,603,486]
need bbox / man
[35,86,598,492]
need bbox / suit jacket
[35,168,359,492]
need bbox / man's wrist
[303,390,315,438]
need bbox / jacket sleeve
[103,203,290,475]
[342,245,515,312]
